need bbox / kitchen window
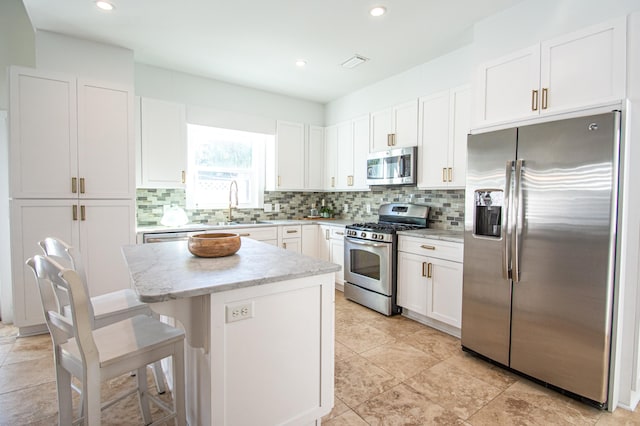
[186,124,271,209]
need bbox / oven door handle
[346,238,388,248]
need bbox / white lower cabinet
[318,225,345,286]
[10,199,135,331]
[279,225,302,253]
[301,224,318,258]
[397,236,463,334]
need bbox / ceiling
[21,0,525,104]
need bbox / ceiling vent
[341,55,369,69]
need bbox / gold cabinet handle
[427,262,433,278]
[277,176,282,187]
[331,177,335,188]
[181,170,186,184]
[531,90,539,111]
[325,229,330,240]
[80,205,86,221]
[442,168,447,183]
[72,205,78,221]
[392,134,397,146]
[422,262,427,277]
[420,244,436,250]
[448,167,453,182]
[335,231,344,236]
[541,88,548,110]
[71,177,77,194]
[286,229,298,234]
[79,177,85,194]
[348,175,354,186]
[387,134,393,146]
[283,242,287,249]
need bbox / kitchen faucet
[228,180,239,222]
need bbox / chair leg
[56,364,73,425]
[151,361,167,394]
[173,341,186,426]
[136,366,153,425]
[85,367,102,426]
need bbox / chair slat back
[39,237,95,323]
[27,255,98,364]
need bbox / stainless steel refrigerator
[462,111,621,408]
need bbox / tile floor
[1,291,639,425]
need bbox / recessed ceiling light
[296,60,307,67]
[95,1,115,11]
[370,6,386,17]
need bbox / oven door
[344,236,392,295]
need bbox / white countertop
[397,228,464,243]
[121,237,341,303]
[137,219,349,234]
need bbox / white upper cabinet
[335,121,353,190]
[324,125,338,190]
[370,99,418,152]
[305,125,324,190]
[475,18,626,127]
[10,67,77,199]
[418,86,471,189]
[139,97,187,188]
[275,120,305,190]
[325,115,370,191]
[352,115,370,189]
[9,67,134,200]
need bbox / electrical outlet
[226,302,254,323]
[366,204,371,214]
[274,203,281,212]
[263,203,272,212]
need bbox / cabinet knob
[531,90,539,111]
[181,170,186,184]
[420,244,436,250]
[71,177,78,194]
[80,205,86,221]
[278,176,282,187]
[72,205,78,221]
[442,168,447,183]
[79,177,85,194]
[448,167,453,182]
[422,262,427,277]
[427,262,433,278]
[541,88,548,110]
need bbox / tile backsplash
[137,187,465,230]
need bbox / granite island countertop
[136,219,350,235]
[122,237,341,303]
[397,228,464,243]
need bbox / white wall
[0,0,35,110]
[135,64,325,133]
[325,45,473,125]
[35,30,134,86]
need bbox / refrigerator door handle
[512,159,524,283]
[503,160,514,279]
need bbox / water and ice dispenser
[474,190,502,238]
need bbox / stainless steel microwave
[366,146,417,186]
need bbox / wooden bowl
[188,233,241,258]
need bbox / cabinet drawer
[234,226,278,241]
[398,236,462,262]
[329,227,346,239]
[281,225,302,236]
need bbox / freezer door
[462,128,516,366]
[510,112,618,404]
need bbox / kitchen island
[122,237,340,426]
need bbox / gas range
[343,203,430,316]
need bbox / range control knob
[361,232,366,238]
[378,234,385,240]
